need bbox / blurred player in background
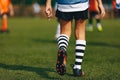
[46,0,105,76]
[112,0,120,18]
[0,0,14,33]
[86,0,103,32]
[116,0,120,10]
[32,1,40,17]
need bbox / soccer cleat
[0,29,10,33]
[71,64,84,77]
[56,48,67,75]
[97,25,103,32]
[73,68,85,77]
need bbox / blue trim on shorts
[57,0,88,4]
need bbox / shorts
[56,9,88,21]
[1,12,9,16]
[89,11,99,18]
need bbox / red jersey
[0,0,11,14]
[112,0,116,9]
[89,0,99,12]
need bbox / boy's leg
[95,15,103,32]
[56,19,72,75]
[1,14,8,32]
[73,19,86,76]
[86,12,93,31]
[60,19,72,37]
[75,20,86,40]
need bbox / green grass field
[0,17,120,80]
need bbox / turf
[0,17,120,80]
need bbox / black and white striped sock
[57,34,69,51]
[74,40,86,69]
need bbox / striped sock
[57,34,69,51]
[74,40,86,69]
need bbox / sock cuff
[76,40,86,45]
[58,34,69,41]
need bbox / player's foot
[71,64,85,77]
[73,68,84,76]
[0,29,10,33]
[97,25,103,32]
[56,48,67,75]
[86,26,93,32]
